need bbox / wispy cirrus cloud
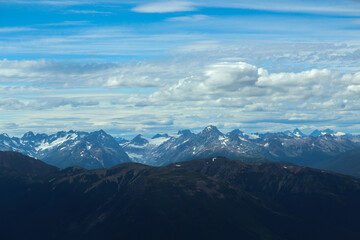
[38,21,91,26]
[0,97,99,111]
[167,14,210,22]
[67,10,112,14]
[195,0,360,16]
[0,27,35,33]
[132,1,197,13]
[2,0,88,6]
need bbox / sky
[1,0,360,138]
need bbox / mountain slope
[0,130,131,169]
[1,152,360,240]
[318,148,360,178]
[0,151,58,177]
[42,130,131,169]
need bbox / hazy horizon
[1,125,355,140]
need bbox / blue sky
[1,0,360,138]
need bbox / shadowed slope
[1,152,360,240]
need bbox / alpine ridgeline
[1,126,360,175]
[0,130,130,169]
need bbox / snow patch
[248,134,260,139]
[128,153,144,159]
[126,143,147,149]
[137,136,171,146]
[35,133,78,151]
[334,132,346,137]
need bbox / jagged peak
[178,129,192,135]
[22,131,35,139]
[292,128,306,137]
[92,129,107,135]
[133,134,144,139]
[152,133,169,139]
[0,133,10,137]
[310,129,321,137]
[323,129,335,134]
[201,125,222,133]
[130,134,149,145]
[228,129,244,135]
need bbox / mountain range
[0,130,130,169]
[1,126,360,177]
[1,151,360,240]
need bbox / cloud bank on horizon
[1,0,360,137]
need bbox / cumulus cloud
[150,62,261,101]
[132,1,197,13]
[257,69,335,87]
[205,62,258,90]
[2,58,360,136]
[144,60,358,120]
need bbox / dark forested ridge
[1,151,360,240]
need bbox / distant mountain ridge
[1,126,359,171]
[0,130,130,169]
[120,126,360,167]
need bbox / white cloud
[2,58,360,136]
[341,72,360,84]
[132,1,197,13]
[149,62,260,102]
[205,62,258,90]
[257,69,335,87]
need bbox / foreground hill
[1,151,360,240]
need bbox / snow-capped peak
[201,125,223,135]
[293,128,306,137]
